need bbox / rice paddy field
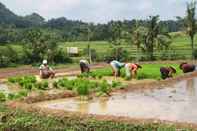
[1,32,197,64]
[1,33,197,130]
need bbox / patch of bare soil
[0,63,107,79]
[22,90,76,104]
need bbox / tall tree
[136,16,172,60]
[185,0,196,60]
[144,15,160,60]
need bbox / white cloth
[125,63,131,77]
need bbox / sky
[0,0,190,23]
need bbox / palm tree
[185,0,196,60]
[134,16,172,60]
[145,15,160,60]
[132,24,147,61]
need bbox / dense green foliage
[0,104,192,131]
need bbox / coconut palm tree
[185,0,196,60]
[133,16,172,60]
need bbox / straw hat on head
[135,63,142,69]
[169,66,176,73]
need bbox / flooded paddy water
[34,77,197,124]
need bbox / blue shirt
[111,60,125,68]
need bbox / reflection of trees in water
[99,98,108,113]
[78,101,89,114]
[186,78,195,97]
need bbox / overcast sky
[0,0,190,23]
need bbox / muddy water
[35,77,197,124]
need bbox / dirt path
[0,60,196,79]
[0,63,107,79]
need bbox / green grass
[137,63,182,80]
[90,63,182,80]
[0,104,192,131]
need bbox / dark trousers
[80,62,89,73]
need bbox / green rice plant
[8,76,22,83]
[111,81,121,88]
[7,93,16,100]
[23,76,37,83]
[34,81,49,90]
[76,82,89,96]
[57,78,74,90]
[0,92,6,102]
[7,90,28,100]
[89,72,96,78]
[98,80,111,95]
[97,74,103,79]
[34,82,42,90]
[18,79,25,87]
[42,81,49,90]
[18,90,28,97]
[23,83,33,90]
[53,81,59,88]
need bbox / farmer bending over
[79,59,90,73]
[125,63,142,79]
[110,60,125,77]
[180,62,196,73]
[160,66,176,80]
[39,60,55,79]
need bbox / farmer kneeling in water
[180,62,196,73]
[110,60,125,77]
[125,63,142,79]
[160,66,176,80]
[39,60,55,79]
[79,59,90,73]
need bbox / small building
[67,47,79,56]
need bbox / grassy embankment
[0,104,192,131]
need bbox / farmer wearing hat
[125,63,142,79]
[110,60,125,78]
[160,66,176,80]
[39,60,55,79]
[180,62,196,73]
[79,59,90,73]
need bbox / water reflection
[36,77,197,124]
[78,101,89,114]
[186,78,195,96]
